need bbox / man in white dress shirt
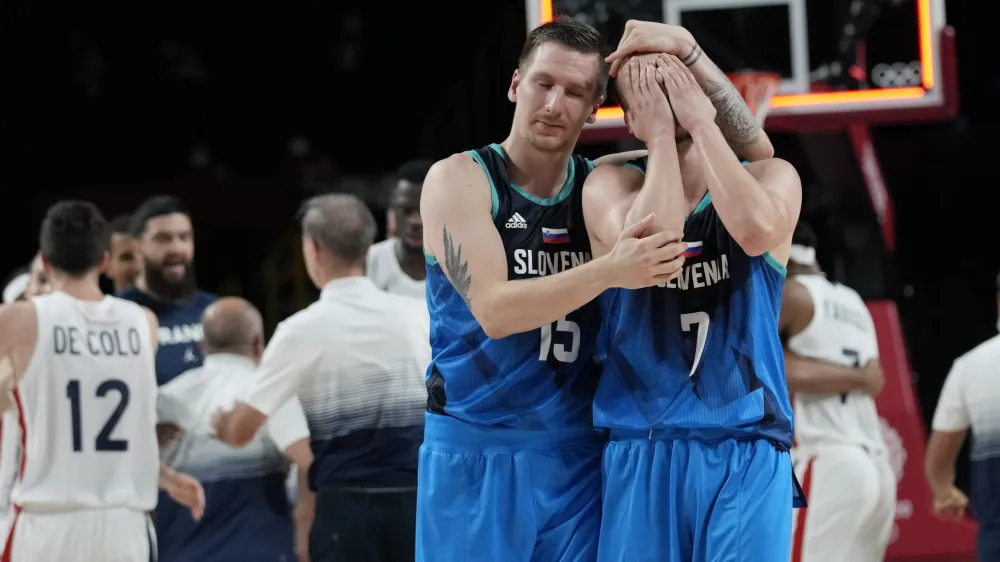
[213,193,429,562]
[925,276,1000,560]
[158,297,313,562]
[366,159,434,300]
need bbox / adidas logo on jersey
[505,212,528,229]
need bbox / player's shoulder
[742,157,800,186]
[192,290,218,306]
[384,290,428,317]
[0,299,35,326]
[585,158,645,183]
[954,334,1000,368]
[429,152,484,182]
[116,286,145,303]
[581,158,645,209]
[274,304,326,341]
[159,364,207,397]
[422,152,493,214]
[367,238,396,261]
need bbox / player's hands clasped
[606,20,695,77]
[619,56,675,142]
[605,213,687,289]
[655,55,716,132]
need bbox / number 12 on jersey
[66,379,131,452]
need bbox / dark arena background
[3,0,995,560]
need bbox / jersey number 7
[66,379,130,452]
[841,348,860,403]
[681,312,710,378]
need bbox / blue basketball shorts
[416,412,605,562]
[598,433,794,562]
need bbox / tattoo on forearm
[442,226,473,306]
[681,43,702,67]
[706,77,761,149]
[683,43,762,149]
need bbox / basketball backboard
[525,0,957,136]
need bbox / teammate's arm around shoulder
[0,301,37,414]
[423,154,685,339]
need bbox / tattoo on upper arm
[705,77,761,149]
[442,226,473,306]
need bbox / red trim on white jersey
[791,456,815,562]
[2,389,28,562]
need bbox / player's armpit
[582,165,644,256]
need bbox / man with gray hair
[213,194,429,562]
[158,297,313,562]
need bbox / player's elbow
[741,134,775,161]
[468,294,517,340]
[731,219,780,257]
[474,305,513,340]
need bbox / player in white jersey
[779,223,896,562]
[0,200,205,562]
[366,159,433,300]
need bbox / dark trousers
[310,487,416,562]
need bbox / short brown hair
[519,16,610,100]
[298,193,377,265]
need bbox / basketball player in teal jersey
[584,32,804,562]
[418,16,690,562]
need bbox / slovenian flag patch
[541,227,570,244]
[682,241,703,258]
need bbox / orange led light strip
[538,0,937,117]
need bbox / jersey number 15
[539,315,581,363]
[66,379,130,452]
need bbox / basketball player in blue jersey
[584,49,803,562]
[418,16,689,562]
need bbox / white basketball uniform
[3,292,160,562]
[787,274,897,562]
[366,238,426,300]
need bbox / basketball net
[726,72,781,125]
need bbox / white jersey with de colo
[12,292,159,511]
